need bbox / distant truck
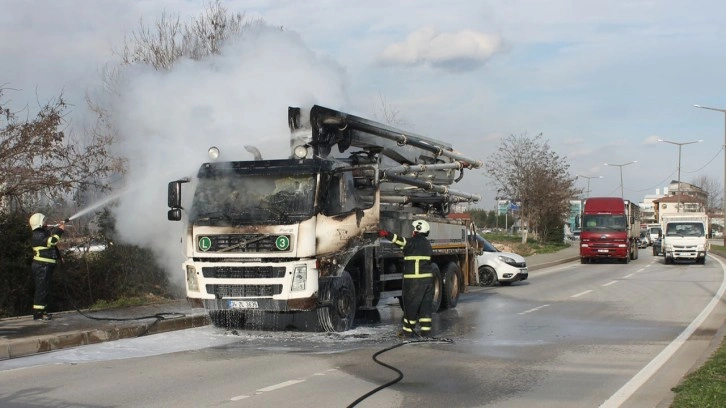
[646,223,662,246]
[661,214,709,264]
[579,197,641,264]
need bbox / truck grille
[207,284,282,297]
[201,266,286,279]
[199,234,291,253]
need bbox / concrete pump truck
[167,105,483,332]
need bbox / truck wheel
[431,264,443,313]
[441,262,461,309]
[478,265,498,286]
[317,271,357,332]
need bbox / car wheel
[478,265,498,287]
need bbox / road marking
[230,369,338,402]
[622,273,634,278]
[518,304,550,315]
[602,281,618,287]
[570,290,593,298]
[258,379,306,392]
[600,255,726,407]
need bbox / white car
[474,235,528,286]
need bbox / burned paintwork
[167,105,483,332]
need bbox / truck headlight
[292,265,307,291]
[186,265,199,292]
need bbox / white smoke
[103,24,350,288]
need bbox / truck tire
[441,262,461,309]
[478,265,498,286]
[431,264,443,313]
[317,271,357,332]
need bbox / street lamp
[657,138,703,213]
[604,161,637,199]
[694,104,726,246]
[576,174,603,198]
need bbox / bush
[0,211,176,318]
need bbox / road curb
[0,314,209,361]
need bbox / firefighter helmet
[412,219,430,234]
[29,213,46,230]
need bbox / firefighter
[378,219,434,338]
[29,213,65,321]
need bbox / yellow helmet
[29,213,46,230]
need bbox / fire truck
[167,105,483,331]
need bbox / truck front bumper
[665,250,707,262]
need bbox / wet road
[1,251,724,408]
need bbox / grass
[89,293,173,310]
[483,232,570,256]
[670,336,726,407]
[669,242,726,407]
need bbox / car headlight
[291,264,307,291]
[498,255,516,265]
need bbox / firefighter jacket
[31,226,64,264]
[389,232,433,278]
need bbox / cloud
[378,27,506,72]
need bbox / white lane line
[518,304,550,315]
[622,273,634,278]
[600,254,726,408]
[602,281,618,287]
[570,290,593,298]
[230,368,339,402]
[258,379,306,392]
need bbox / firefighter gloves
[378,230,390,238]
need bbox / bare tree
[0,89,123,212]
[117,0,261,71]
[485,133,580,243]
[691,174,722,213]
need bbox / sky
[3,0,726,277]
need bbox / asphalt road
[1,250,724,408]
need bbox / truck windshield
[665,222,705,237]
[190,173,316,226]
[582,214,626,232]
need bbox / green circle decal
[275,235,290,250]
[199,236,212,251]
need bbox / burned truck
[167,105,483,331]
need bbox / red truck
[579,197,641,264]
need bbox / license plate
[229,300,258,309]
[598,249,609,253]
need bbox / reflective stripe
[403,318,417,325]
[420,326,431,332]
[404,256,431,260]
[33,305,46,310]
[403,273,432,278]
[403,255,431,274]
[402,326,414,333]
[419,317,432,323]
[33,246,56,263]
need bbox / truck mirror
[168,208,182,221]
[168,181,182,208]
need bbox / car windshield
[475,234,500,253]
[190,173,316,226]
